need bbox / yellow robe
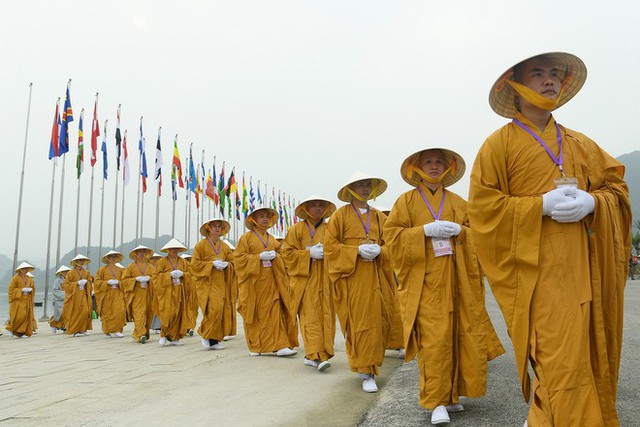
[62,268,94,335]
[281,219,335,361]
[6,274,35,337]
[468,113,631,427]
[152,256,191,341]
[384,185,503,409]
[121,261,155,342]
[324,204,393,376]
[94,265,127,334]
[235,229,297,353]
[222,248,238,338]
[191,237,234,341]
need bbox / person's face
[168,248,180,257]
[107,254,119,263]
[517,58,562,100]
[350,180,373,199]
[419,151,447,179]
[254,211,271,227]
[134,251,147,261]
[306,201,327,220]
[208,222,223,238]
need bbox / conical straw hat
[295,195,336,220]
[337,171,387,202]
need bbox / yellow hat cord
[408,163,454,185]
[302,204,329,220]
[506,80,565,111]
[347,187,375,202]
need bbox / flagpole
[140,137,146,243]
[12,82,33,272]
[113,105,122,249]
[155,127,162,252]
[74,108,85,256]
[99,119,108,261]
[87,94,99,262]
[42,161,57,321]
[55,154,67,268]
[120,129,128,249]
[135,117,142,246]
[184,156,189,245]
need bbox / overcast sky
[1,1,638,266]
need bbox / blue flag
[58,83,73,155]
[101,120,108,179]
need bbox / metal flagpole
[55,154,67,268]
[140,138,146,243]
[135,117,142,246]
[154,127,162,252]
[73,108,85,256]
[120,130,128,249]
[113,104,122,249]
[99,119,108,261]
[12,83,33,272]
[184,156,189,246]
[87,93,98,262]
[42,162,57,320]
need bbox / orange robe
[191,238,234,341]
[281,219,335,361]
[62,268,94,335]
[235,230,297,353]
[94,265,127,334]
[384,185,503,409]
[6,274,35,337]
[324,204,393,376]
[222,245,238,338]
[152,257,191,341]
[122,261,155,342]
[468,113,631,427]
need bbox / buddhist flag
[205,170,215,201]
[139,118,148,193]
[101,120,108,179]
[59,81,73,156]
[172,135,184,188]
[90,95,99,167]
[115,105,122,170]
[76,109,84,178]
[48,99,60,160]
[155,127,163,197]
[122,130,130,186]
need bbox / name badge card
[432,237,453,257]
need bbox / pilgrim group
[3,52,632,426]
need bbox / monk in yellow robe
[181,253,198,336]
[122,245,155,344]
[468,52,631,427]
[281,196,337,372]
[235,207,298,357]
[5,262,36,338]
[49,265,70,333]
[148,252,163,333]
[221,238,238,340]
[324,172,395,393]
[191,218,234,350]
[94,250,127,338]
[384,148,504,424]
[62,254,94,337]
[152,238,192,346]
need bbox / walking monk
[122,245,155,344]
[468,52,631,426]
[94,250,127,338]
[49,265,71,333]
[281,195,337,372]
[5,262,36,338]
[62,254,94,337]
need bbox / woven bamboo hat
[400,148,466,188]
[55,265,71,275]
[245,206,278,231]
[101,250,124,264]
[70,254,91,267]
[161,238,188,253]
[129,245,153,260]
[15,261,35,273]
[200,217,231,237]
[337,171,387,203]
[489,52,587,118]
[295,195,336,220]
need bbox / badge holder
[432,237,453,257]
[554,176,578,189]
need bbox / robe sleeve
[324,208,359,283]
[7,276,23,303]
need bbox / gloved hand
[77,279,88,286]
[542,186,576,216]
[309,244,324,260]
[551,189,595,223]
[213,260,228,270]
[423,221,462,238]
[107,279,119,286]
[170,270,184,278]
[140,276,150,282]
[259,250,276,261]
[136,276,144,282]
[22,287,32,293]
[358,244,381,260]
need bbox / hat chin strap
[347,188,374,202]
[249,216,267,232]
[302,205,329,220]
[409,164,453,184]
[507,80,565,111]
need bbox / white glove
[259,250,276,261]
[542,187,576,216]
[551,189,595,223]
[77,279,88,286]
[423,221,461,238]
[213,260,228,270]
[170,270,184,278]
[22,287,32,293]
[358,244,381,260]
[136,276,144,282]
[107,279,119,286]
[141,276,150,282]
[309,244,324,260]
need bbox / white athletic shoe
[170,339,183,346]
[304,358,319,368]
[6,330,14,337]
[276,347,297,357]
[396,348,406,359]
[20,335,29,339]
[82,331,89,336]
[201,338,211,349]
[51,327,57,334]
[317,360,331,372]
[211,342,225,350]
[73,332,84,337]
[159,337,167,347]
[223,336,231,341]
[524,421,528,427]
[431,405,450,424]
[362,377,378,393]
[105,333,112,338]
[114,332,124,338]
[445,403,464,412]
[249,351,261,356]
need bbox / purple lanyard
[107,265,119,278]
[206,237,221,256]
[304,220,316,239]
[252,230,270,249]
[135,262,147,275]
[167,256,180,270]
[513,119,565,177]
[417,187,446,221]
[350,203,371,239]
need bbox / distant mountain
[617,150,640,224]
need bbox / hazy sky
[1,1,638,266]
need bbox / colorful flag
[101,120,108,179]
[58,82,73,156]
[188,146,196,193]
[278,191,284,230]
[90,95,99,167]
[249,177,256,211]
[172,135,183,187]
[155,127,163,196]
[271,188,277,211]
[48,99,60,160]
[218,162,226,216]
[283,194,290,229]
[242,174,249,218]
[122,130,130,186]
[257,180,262,206]
[212,160,219,207]
[139,118,148,193]
[235,188,241,220]
[76,109,84,178]
[228,169,237,194]
[115,105,122,170]
[195,166,201,209]
[205,170,215,201]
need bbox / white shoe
[51,327,57,334]
[170,339,183,346]
[276,347,297,357]
[159,337,167,347]
[397,348,406,359]
[445,403,464,412]
[362,377,378,393]
[73,332,84,337]
[20,335,29,339]
[318,360,331,372]
[201,338,211,349]
[114,332,124,338]
[105,333,112,337]
[82,331,89,336]
[524,421,528,427]
[304,358,319,368]
[431,405,450,424]
[211,342,225,350]
[249,351,261,356]
[6,330,14,337]
[223,336,231,341]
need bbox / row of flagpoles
[13,81,301,319]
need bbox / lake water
[1,292,48,325]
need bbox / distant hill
[617,150,640,224]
